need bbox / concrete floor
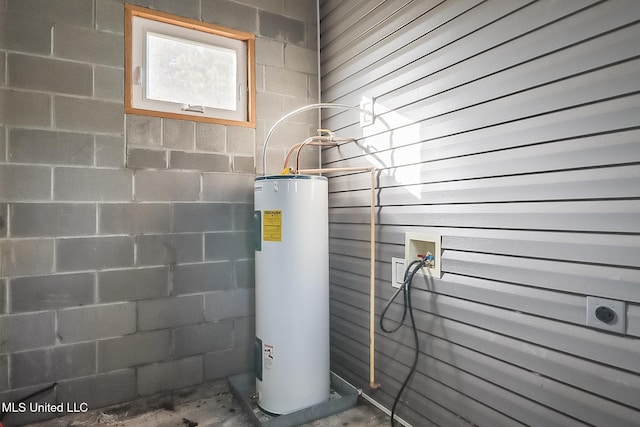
[26,380,390,427]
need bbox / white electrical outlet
[586,296,626,334]
[404,232,442,278]
[391,257,405,288]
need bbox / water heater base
[228,372,358,427]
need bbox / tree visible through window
[125,4,256,127]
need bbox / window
[125,4,256,127]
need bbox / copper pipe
[283,138,337,172]
[294,137,350,172]
[262,103,374,174]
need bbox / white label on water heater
[264,344,274,370]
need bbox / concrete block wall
[0,0,318,424]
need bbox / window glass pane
[146,32,237,111]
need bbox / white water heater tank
[254,175,330,415]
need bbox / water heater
[254,175,330,415]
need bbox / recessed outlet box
[404,232,442,278]
[586,296,626,334]
[391,257,405,288]
[359,96,374,127]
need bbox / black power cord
[0,382,57,422]
[380,258,425,427]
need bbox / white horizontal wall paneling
[323,97,640,166]
[322,0,636,124]
[320,0,640,426]
[329,277,640,413]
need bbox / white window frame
[125,4,256,127]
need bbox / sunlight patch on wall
[361,100,423,199]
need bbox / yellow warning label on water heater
[263,210,282,242]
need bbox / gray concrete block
[0,89,51,127]
[10,272,95,313]
[283,0,317,24]
[233,203,254,231]
[96,135,125,168]
[256,91,284,120]
[170,151,230,172]
[57,302,136,343]
[8,54,93,96]
[205,231,254,261]
[54,24,123,67]
[227,126,255,155]
[135,233,202,266]
[57,369,136,409]
[99,267,169,303]
[9,0,94,28]
[56,236,134,272]
[284,44,318,74]
[138,295,203,331]
[172,320,233,357]
[0,312,55,353]
[256,37,284,68]
[127,148,166,169]
[0,202,7,238]
[283,98,318,123]
[0,125,5,163]
[265,66,309,98]
[0,164,51,201]
[134,170,200,201]
[172,203,232,232]
[309,70,319,101]
[11,342,96,388]
[234,259,255,289]
[55,96,124,134]
[256,63,265,92]
[0,354,8,392]
[204,289,254,322]
[201,172,254,203]
[234,0,281,13]
[10,203,96,237]
[0,13,51,54]
[196,122,226,152]
[100,203,170,234]
[126,114,162,147]
[137,355,203,396]
[95,66,124,101]
[259,147,286,176]
[96,0,124,33]
[98,330,171,372]
[233,316,255,347]
[204,344,252,381]
[55,167,132,201]
[0,278,6,314]
[259,10,305,44]
[164,119,195,150]
[172,262,233,295]
[233,155,255,173]
[202,0,257,33]
[0,384,57,425]
[9,128,93,165]
[0,239,54,277]
[305,22,318,50]
[263,120,312,150]
[131,0,200,20]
